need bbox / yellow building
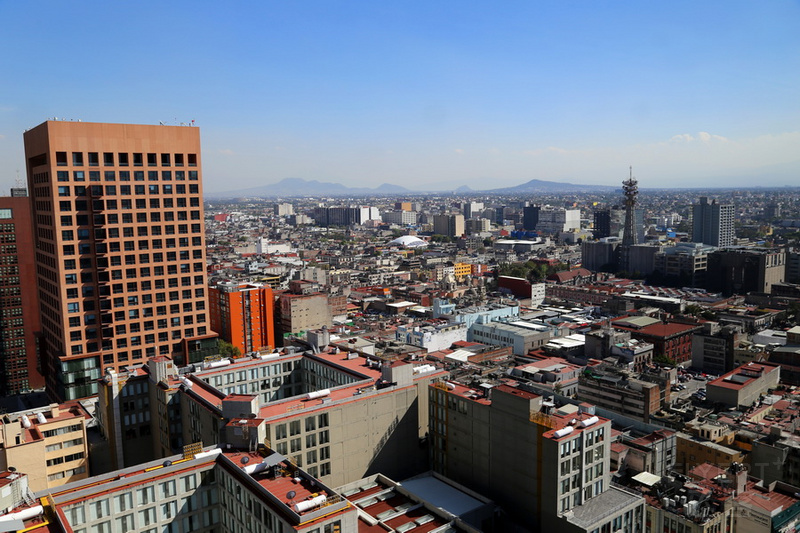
[0,402,91,491]
[454,262,473,280]
[675,432,744,474]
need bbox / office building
[692,197,734,247]
[381,209,417,225]
[209,281,275,355]
[24,120,217,400]
[313,206,379,226]
[691,322,745,375]
[0,193,44,394]
[429,381,644,532]
[530,206,580,235]
[462,201,483,219]
[273,202,293,216]
[433,214,465,238]
[653,242,714,287]
[465,217,490,235]
[523,205,540,231]
[706,247,786,296]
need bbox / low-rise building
[612,316,701,366]
[468,319,553,355]
[0,402,91,491]
[705,362,781,408]
[578,364,670,423]
[14,446,356,533]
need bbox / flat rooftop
[565,486,642,529]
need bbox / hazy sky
[1,1,798,193]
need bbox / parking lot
[670,373,710,402]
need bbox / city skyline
[1,1,798,193]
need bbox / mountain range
[206,177,616,198]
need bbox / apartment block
[578,364,669,423]
[209,281,275,355]
[0,402,90,491]
[429,381,644,532]
[278,292,332,337]
[9,446,356,533]
[433,214,465,238]
[692,196,734,247]
[98,347,446,488]
[23,121,217,400]
[0,193,44,394]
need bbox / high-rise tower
[24,121,218,400]
[0,190,44,394]
[619,167,639,272]
[692,196,734,247]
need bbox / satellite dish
[163,460,172,467]
[241,457,250,465]
[248,413,257,419]
[286,491,296,500]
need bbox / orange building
[24,121,217,400]
[209,281,275,354]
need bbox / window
[161,480,176,498]
[89,499,110,520]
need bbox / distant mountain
[206,178,412,198]
[206,176,619,198]
[488,178,617,194]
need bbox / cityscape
[1,2,800,533]
[0,119,799,533]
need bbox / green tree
[219,340,242,358]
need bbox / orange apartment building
[24,120,218,400]
[209,281,275,354]
[0,193,44,394]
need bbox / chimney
[49,403,60,418]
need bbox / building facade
[429,382,644,532]
[24,121,217,399]
[706,247,786,296]
[692,196,734,247]
[433,214,465,238]
[0,402,91,491]
[209,281,275,355]
[0,193,44,394]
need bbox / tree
[219,340,242,358]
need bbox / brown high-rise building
[0,192,44,394]
[24,121,218,400]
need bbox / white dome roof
[389,235,428,248]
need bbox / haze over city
[1,1,798,193]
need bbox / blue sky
[1,1,798,192]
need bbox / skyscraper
[0,191,44,394]
[24,120,218,400]
[692,196,734,247]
